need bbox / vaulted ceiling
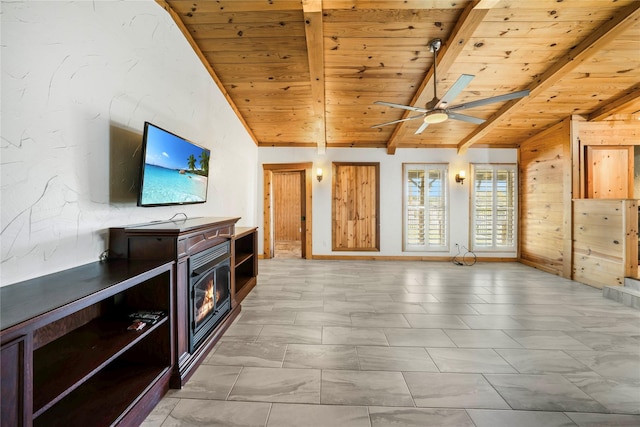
[158,0,640,154]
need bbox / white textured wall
[1,1,257,286]
[258,147,517,258]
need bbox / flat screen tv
[137,122,210,207]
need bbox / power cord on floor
[451,244,476,266]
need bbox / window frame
[470,163,518,253]
[402,163,449,252]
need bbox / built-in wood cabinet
[234,227,258,304]
[0,259,174,427]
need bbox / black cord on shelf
[169,212,188,221]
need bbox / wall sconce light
[455,170,466,185]
[316,168,323,182]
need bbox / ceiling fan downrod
[429,38,442,103]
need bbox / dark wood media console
[0,259,174,427]
[0,218,258,426]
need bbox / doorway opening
[263,163,313,259]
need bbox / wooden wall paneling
[519,118,572,277]
[332,163,380,251]
[624,200,639,278]
[577,121,640,146]
[564,116,580,279]
[576,119,639,201]
[572,199,636,288]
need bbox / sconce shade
[455,170,466,184]
[316,168,323,182]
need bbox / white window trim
[403,163,449,252]
[470,163,518,253]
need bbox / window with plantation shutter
[403,164,448,251]
[471,164,517,252]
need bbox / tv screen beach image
[140,125,210,206]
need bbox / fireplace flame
[196,279,215,323]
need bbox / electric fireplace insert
[188,241,231,352]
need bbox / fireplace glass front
[189,242,231,352]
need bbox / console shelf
[233,227,258,305]
[33,315,168,416]
[34,361,167,427]
[235,252,253,268]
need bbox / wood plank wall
[273,172,302,241]
[573,199,638,288]
[519,118,572,277]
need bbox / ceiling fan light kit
[372,38,530,134]
[423,110,448,124]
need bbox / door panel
[274,172,302,241]
[587,146,633,199]
[332,163,380,251]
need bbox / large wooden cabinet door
[332,163,380,251]
[586,146,633,198]
[1,335,31,427]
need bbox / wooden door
[273,171,303,258]
[586,146,633,199]
[332,162,380,251]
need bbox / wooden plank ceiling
[159,0,640,154]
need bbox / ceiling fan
[372,38,530,135]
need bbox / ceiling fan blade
[447,112,485,124]
[414,121,429,135]
[374,101,428,113]
[371,114,425,128]
[438,74,474,107]
[448,89,530,111]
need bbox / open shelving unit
[1,259,174,427]
[233,227,258,304]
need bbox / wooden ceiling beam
[324,0,470,9]
[457,1,640,154]
[303,0,326,154]
[588,86,640,121]
[168,1,303,13]
[155,0,259,145]
[386,0,497,154]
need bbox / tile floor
[142,259,640,426]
